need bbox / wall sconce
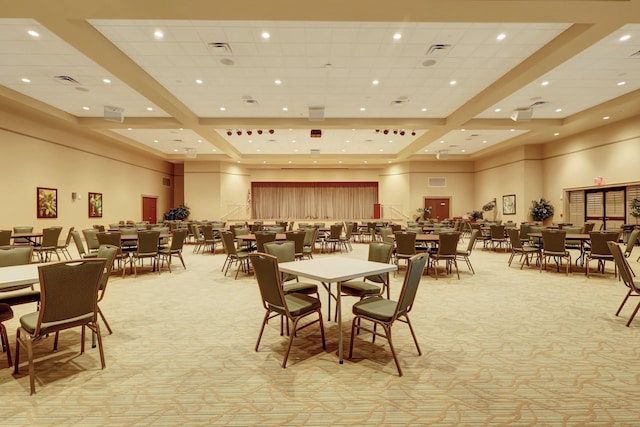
[71,192,81,201]
[594,177,604,185]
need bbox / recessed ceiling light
[554,132,560,136]
[617,81,626,86]
[339,161,343,164]
[510,129,515,132]
[153,139,159,143]
[21,77,30,83]
[261,31,270,39]
[146,107,153,111]
[82,106,90,110]
[363,161,368,164]
[127,128,133,131]
[483,140,487,144]
[372,80,379,85]
[282,107,288,111]
[387,140,392,143]
[345,140,350,143]
[274,79,281,85]
[379,149,384,152]
[291,140,296,143]
[103,78,111,84]
[555,108,562,112]
[294,149,299,152]
[313,160,317,164]
[393,33,402,40]
[153,30,164,40]
[449,80,457,86]
[256,149,261,152]
[439,140,444,144]
[195,79,203,84]
[421,108,427,112]
[461,149,466,153]
[496,33,506,41]
[212,149,217,152]
[341,149,346,152]
[360,107,366,111]
[248,140,252,143]
[288,161,292,164]
[603,116,610,120]
[197,139,202,143]
[619,34,631,41]
[263,161,267,164]
[219,107,226,111]
[27,30,40,38]
[461,128,466,132]
[494,108,501,112]
[541,81,549,86]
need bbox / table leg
[337,281,343,364]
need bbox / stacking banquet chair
[12,226,33,246]
[14,258,107,395]
[340,222,354,252]
[507,228,541,270]
[623,228,640,261]
[324,223,344,253]
[71,230,97,259]
[607,241,640,327]
[301,227,318,259]
[82,228,100,255]
[158,228,188,272]
[220,231,251,279]
[585,231,620,277]
[249,252,325,368]
[130,230,160,277]
[456,228,481,274]
[93,245,117,337]
[285,230,306,260]
[394,231,417,275]
[340,242,394,315]
[190,223,204,253]
[0,230,12,246]
[34,227,62,262]
[56,227,74,260]
[0,246,37,297]
[96,231,128,277]
[255,231,276,253]
[489,224,508,252]
[199,224,219,254]
[1,303,14,367]
[348,253,428,376]
[540,230,571,275]
[427,231,461,279]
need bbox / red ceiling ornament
[257,130,263,135]
[226,130,232,136]
[236,130,242,136]
[269,129,274,134]
[246,130,252,135]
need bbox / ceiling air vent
[184,148,197,158]
[53,75,81,85]
[426,44,452,57]
[429,177,447,187]
[310,149,321,157]
[207,42,232,54]
[308,106,325,121]
[104,105,124,123]
[243,98,259,106]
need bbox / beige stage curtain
[251,182,378,219]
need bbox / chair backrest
[490,225,505,239]
[589,231,620,256]
[624,228,640,257]
[368,242,394,264]
[329,224,343,239]
[0,230,12,246]
[82,228,100,251]
[542,230,566,252]
[437,232,460,256]
[136,230,160,255]
[582,222,596,233]
[234,227,250,237]
[62,226,75,247]
[41,227,62,249]
[285,231,305,255]
[406,227,422,234]
[518,223,531,240]
[264,241,296,263]
[563,226,583,235]
[71,230,88,257]
[96,231,122,248]
[302,227,316,247]
[394,232,416,256]
[35,259,105,335]
[507,228,523,250]
[249,253,288,314]
[379,227,394,244]
[607,241,640,293]
[96,244,117,291]
[255,231,276,253]
[0,246,32,267]
[170,228,188,251]
[465,229,481,253]
[220,231,238,255]
[200,225,216,241]
[394,253,429,317]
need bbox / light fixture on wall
[71,192,81,201]
[594,177,604,185]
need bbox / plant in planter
[468,210,483,221]
[630,198,640,223]
[416,206,433,221]
[168,203,191,221]
[530,198,554,222]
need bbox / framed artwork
[37,187,58,218]
[89,192,103,218]
[502,194,516,215]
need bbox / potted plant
[416,206,432,221]
[468,210,483,222]
[173,203,191,221]
[530,198,554,223]
[630,198,640,223]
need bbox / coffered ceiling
[1,1,639,165]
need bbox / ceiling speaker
[510,108,533,122]
[104,105,124,123]
[436,150,448,160]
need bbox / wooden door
[424,198,450,221]
[142,196,157,224]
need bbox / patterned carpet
[2,237,640,426]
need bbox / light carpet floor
[1,238,640,426]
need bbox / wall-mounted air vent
[429,177,447,187]
[162,177,171,187]
[426,44,452,57]
[207,42,232,54]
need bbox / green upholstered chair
[607,241,640,327]
[254,231,276,253]
[0,246,36,293]
[456,228,481,274]
[158,228,188,272]
[11,226,33,246]
[340,222,354,252]
[285,230,306,260]
[348,253,428,376]
[324,223,343,252]
[489,224,507,251]
[14,258,107,394]
[507,228,540,270]
[0,303,14,367]
[263,241,319,299]
[94,245,117,335]
[540,230,571,275]
[623,228,640,260]
[34,227,62,262]
[301,227,318,259]
[71,230,96,259]
[585,231,619,277]
[130,230,160,277]
[55,227,75,260]
[249,252,325,368]
[428,231,461,279]
[199,224,219,254]
[341,242,394,302]
[96,231,128,276]
[82,229,100,254]
[220,231,250,279]
[394,231,417,275]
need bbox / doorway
[585,187,625,230]
[142,196,158,224]
[424,197,450,221]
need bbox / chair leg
[255,311,270,352]
[383,324,403,377]
[404,314,422,355]
[0,323,12,367]
[625,300,640,327]
[98,306,113,335]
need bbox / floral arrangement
[468,210,483,221]
[416,206,433,220]
[530,198,554,221]
[630,198,640,219]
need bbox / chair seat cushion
[283,282,318,295]
[352,296,396,322]
[283,293,321,316]
[18,311,39,333]
[341,281,382,296]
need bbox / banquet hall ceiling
[0,0,639,165]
